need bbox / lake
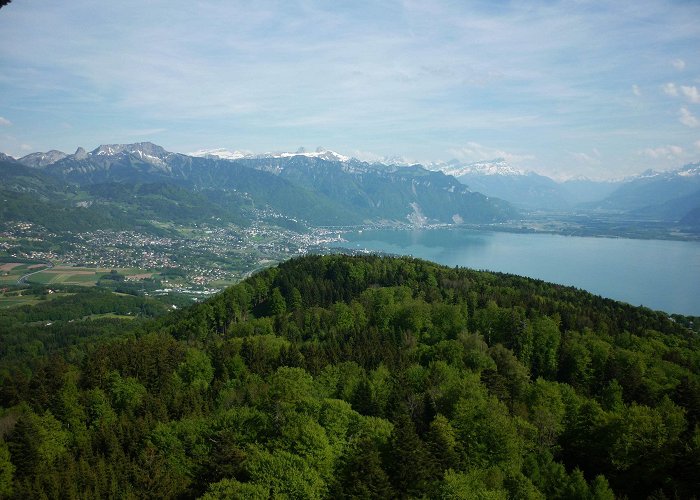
[329,228,700,316]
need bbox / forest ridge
[0,254,699,498]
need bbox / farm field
[1,256,160,287]
[26,266,102,285]
[23,265,156,286]
[1,256,217,301]
[0,261,52,285]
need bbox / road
[17,261,54,284]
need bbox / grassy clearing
[209,278,239,287]
[28,270,99,285]
[0,291,73,309]
[25,266,154,286]
[82,313,139,320]
[0,294,42,308]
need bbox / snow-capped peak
[90,142,169,159]
[370,155,415,167]
[677,161,700,177]
[274,147,350,162]
[87,142,171,168]
[636,168,661,179]
[626,161,700,180]
[190,146,351,163]
[188,148,252,160]
[428,158,526,177]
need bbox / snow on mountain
[188,148,252,160]
[18,150,68,168]
[677,161,700,177]
[621,162,700,181]
[427,158,526,177]
[85,142,173,168]
[189,146,350,163]
[91,142,169,158]
[258,147,351,162]
[635,169,661,179]
[379,155,414,166]
[15,140,699,185]
[365,155,415,167]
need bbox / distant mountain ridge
[9,142,699,226]
[15,150,68,168]
[190,146,351,163]
[8,142,517,226]
[426,158,700,221]
[420,158,581,210]
[592,161,700,226]
[427,158,526,177]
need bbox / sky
[1,0,699,180]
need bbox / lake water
[329,228,700,316]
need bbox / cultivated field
[28,267,101,285]
[0,262,51,285]
[1,259,156,286]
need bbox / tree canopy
[1,254,699,498]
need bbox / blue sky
[1,0,699,179]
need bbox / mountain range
[424,158,700,227]
[592,163,700,224]
[4,142,699,231]
[1,142,516,230]
[426,158,573,210]
[193,147,700,226]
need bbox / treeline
[1,288,168,324]
[1,254,699,498]
[0,288,170,370]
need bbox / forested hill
[2,255,700,498]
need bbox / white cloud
[0,117,11,126]
[695,140,700,150]
[2,1,700,177]
[679,107,699,127]
[664,84,700,104]
[449,141,535,164]
[641,145,684,159]
[20,144,33,152]
[663,82,678,96]
[681,85,700,103]
[571,151,600,164]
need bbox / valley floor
[1,211,697,303]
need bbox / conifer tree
[385,413,431,498]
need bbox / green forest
[1,254,699,499]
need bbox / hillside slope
[1,254,698,498]
[13,142,518,225]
